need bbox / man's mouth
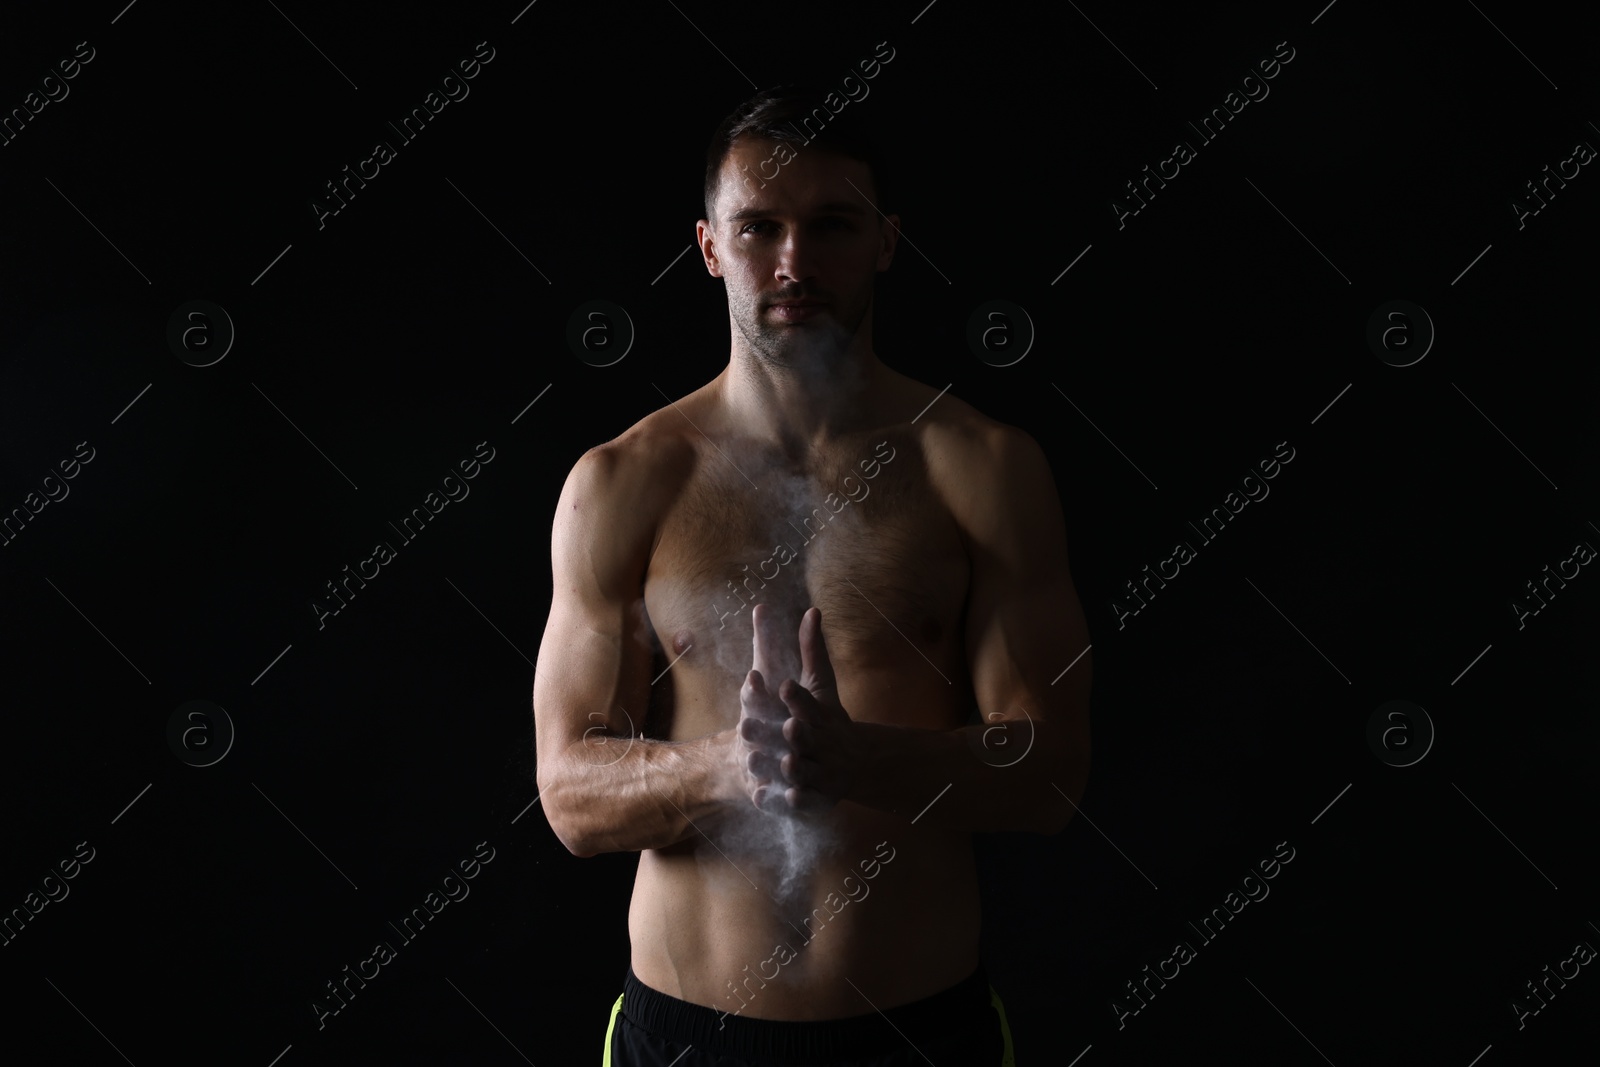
[769,300,826,321]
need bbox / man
[533,84,1092,1066]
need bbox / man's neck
[719,350,884,457]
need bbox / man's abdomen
[627,808,983,1021]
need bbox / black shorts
[602,963,1016,1066]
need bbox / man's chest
[641,434,971,720]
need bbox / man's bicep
[533,448,655,773]
[961,428,1092,743]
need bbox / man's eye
[741,222,773,235]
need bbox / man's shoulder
[900,386,1036,481]
[893,387,1050,531]
[583,379,719,468]
[589,410,698,470]
[563,406,700,529]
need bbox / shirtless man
[533,86,1092,1066]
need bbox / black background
[1,1,1596,1064]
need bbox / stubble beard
[730,287,872,377]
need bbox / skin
[532,135,1092,1021]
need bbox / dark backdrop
[1,1,1595,1065]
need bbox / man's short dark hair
[703,84,890,223]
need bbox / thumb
[799,607,838,697]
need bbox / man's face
[698,137,899,370]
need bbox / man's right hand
[735,603,799,813]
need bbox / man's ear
[876,213,900,271]
[697,218,724,277]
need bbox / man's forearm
[847,719,1088,835]
[540,730,736,857]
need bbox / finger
[754,782,791,813]
[751,603,787,686]
[780,715,814,755]
[781,750,823,787]
[742,669,787,722]
[777,678,823,725]
[747,750,785,782]
[738,715,787,752]
[750,602,767,680]
[783,782,834,814]
[798,607,838,695]
[759,601,808,686]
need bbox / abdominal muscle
[627,800,983,1020]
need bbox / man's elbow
[554,818,598,859]
[1038,795,1080,835]
[536,761,598,858]
[1039,747,1090,835]
[1039,805,1076,836]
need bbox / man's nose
[774,231,819,283]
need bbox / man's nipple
[673,629,695,655]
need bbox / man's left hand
[774,606,864,813]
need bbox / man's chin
[758,332,853,362]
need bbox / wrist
[709,727,745,811]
